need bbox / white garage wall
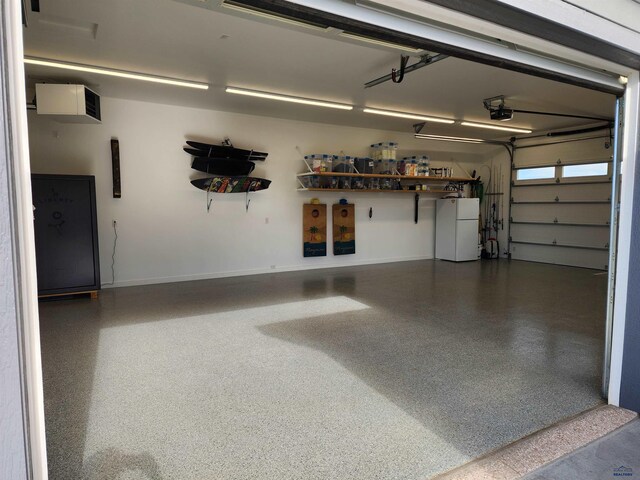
[27,97,487,287]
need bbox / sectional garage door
[510,136,613,270]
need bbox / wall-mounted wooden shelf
[297,188,454,194]
[297,172,477,182]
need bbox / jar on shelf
[379,158,390,174]
[375,142,398,161]
[418,157,427,176]
[325,155,333,173]
[388,159,397,175]
[333,155,349,173]
[309,154,323,173]
[407,158,418,176]
[355,157,374,174]
[340,176,352,189]
[371,143,381,160]
[299,176,312,189]
[397,158,407,175]
[418,155,430,176]
[352,175,365,189]
[345,156,355,173]
[389,142,398,160]
[379,142,389,160]
[319,155,332,188]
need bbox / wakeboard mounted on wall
[184,137,271,213]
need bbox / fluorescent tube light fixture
[24,57,209,90]
[415,134,485,144]
[339,32,423,53]
[364,108,454,124]
[225,87,353,110]
[221,1,328,30]
[460,121,531,134]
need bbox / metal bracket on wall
[245,181,261,212]
[206,189,213,212]
[205,184,258,213]
[245,188,252,212]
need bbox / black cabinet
[32,174,101,296]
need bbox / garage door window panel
[562,162,609,178]
[516,166,556,181]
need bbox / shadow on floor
[82,448,163,480]
[40,299,101,479]
[38,259,606,477]
[257,306,604,456]
[256,261,607,456]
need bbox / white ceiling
[23,0,616,139]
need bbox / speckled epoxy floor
[39,259,606,480]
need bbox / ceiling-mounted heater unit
[35,83,101,123]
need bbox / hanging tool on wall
[482,163,500,259]
[500,164,504,231]
[414,193,420,224]
[492,164,500,257]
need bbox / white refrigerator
[435,198,479,262]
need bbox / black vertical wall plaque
[111,138,121,198]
